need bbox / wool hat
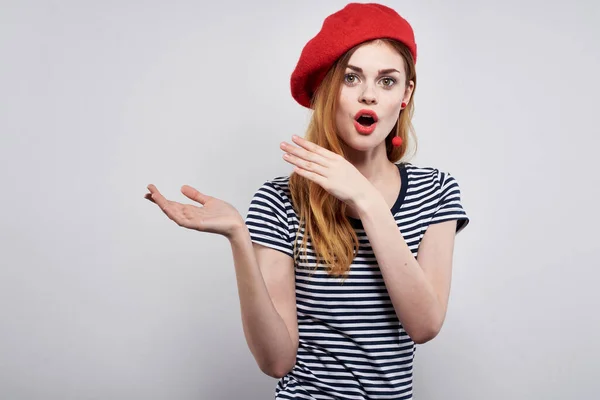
[290,3,417,109]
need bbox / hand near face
[280,135,375,208]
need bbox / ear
[403,80,415,105]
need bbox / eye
[380,77,396,88]
[344,73,360,85]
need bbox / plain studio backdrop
[1,0,598,399]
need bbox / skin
[335,41,414,188]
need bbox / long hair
[288,38,418,279]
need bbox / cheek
[387,103,403,118]
[378,103,402,133]
[338,89,352,111]
[383,95,403,117]
[336,92,353,122]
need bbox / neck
[342,142,396,185]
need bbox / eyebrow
[347,64,401,75]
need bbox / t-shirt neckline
[347,162,408,229]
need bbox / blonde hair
[288,38,418,279]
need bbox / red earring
[392,136,403,147]
[401,102,407,108]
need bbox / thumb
[181,185,210,205]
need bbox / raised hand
[145,184,244,239]
[280,135,376,209]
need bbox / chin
[338,121,391,151]
[340,133,384,152]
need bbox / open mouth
[353,110,378,134]
[356,115,376,127]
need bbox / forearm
[227,225,296,377]
[355,194,443,343]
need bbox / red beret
[290,3,417,109]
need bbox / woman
[145,3,469,399]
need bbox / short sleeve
[245,180,294,258]
[430,171,470,234]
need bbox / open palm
[145,184,244,238]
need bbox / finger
[146,186,170,210]
[281,142,330,167]
[144,193,156,204]
[145,187,190,227]
[283,153,327,177]
[181,185,211,205]
[147,184,163,204]
[291,135,337,160]
[293,166,327,187]
[154,199,184,225]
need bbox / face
[335,41,414,152]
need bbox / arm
[355,193,457,344]
[228,224,298,378]
[276,136,461,343]
[143,183,298,375]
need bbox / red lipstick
[353,109,378,135]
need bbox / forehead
[347,42,404,72]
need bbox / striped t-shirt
[244,162,470,400]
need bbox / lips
[353,109,378,135]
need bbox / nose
[358,85,377,105]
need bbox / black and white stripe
[245,162,469,400]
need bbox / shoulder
[403,163,469,233]
[403,162,460,189]
[251,174,292,204]
[248,174,296,219]
[245,174,297,255]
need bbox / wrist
[227,220,249,242]
[353,188,384,216]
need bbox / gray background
[1,0,598,399]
